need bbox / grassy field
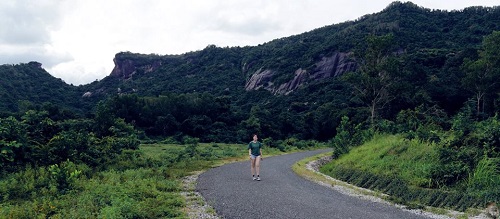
[0,141,324,218]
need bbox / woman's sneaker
[256,177,261,181]
[253,177,256,180]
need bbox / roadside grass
[292,151,477,219]
[0,141,325,218]
[324,134,438,187]
[309,134,490,218]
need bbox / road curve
[196,149,431,219]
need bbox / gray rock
[245,52,357,95]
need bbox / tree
[343,34,399,125]
[22,110,59,148]
[93,101,117,137]
[461,31,500,117]
[0,117,26,167]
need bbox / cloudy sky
[1,0,498,85]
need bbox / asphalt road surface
[197,149,431,219]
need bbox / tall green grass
[468,158,499,189]
[325,134,438,187]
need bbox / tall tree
[343,34,399,125]
[462,31,500,116]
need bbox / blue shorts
[250,154,261,159]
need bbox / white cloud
[0,0,71,68]
[0,0,60,45]
[1,0,498,85]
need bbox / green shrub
[274,140,287,152]
[262,137,276,148]
[110,149,146,170]
[330,116,353,158]
[431,115,500,188]
[48,160,83,193]
[222,148,238,157]
[44,168,185,218]
[396,105,447,143]
[0,165,54,202]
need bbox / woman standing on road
[248,134,263,181]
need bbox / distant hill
[0,62,91,114]
[80,2,500,97]
[1,1,499,119]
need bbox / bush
[330,116,353,158]
[175,136,200,161]
[431,115,500,188]
[396,105,447,143]
[0,165,49,201]
[48,160,83,193]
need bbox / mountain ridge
[1,1,499,114]
[86,1,499,97]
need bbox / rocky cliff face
[275,68,308,95]
[108,51,356,95]
[110,55,163,80]
[244,69,275,91]
[310,52,356,80]
[245,52,357,95]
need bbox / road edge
[291,152,491,219]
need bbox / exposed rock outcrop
[82,91,92,98]
[110,55,163,80]
[275,68,309,95]
[245,52,357,95]
[310,52,356,80]
[244,68,275,91]
[28,61,43,69]
[110,58,135,79]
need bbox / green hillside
[0,62,84,113]
[1,1,500,217]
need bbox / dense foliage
[0,106,139,175]
[1,1,500,215]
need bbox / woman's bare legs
[255,156,261,177]
[250,158,256,177]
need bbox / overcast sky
[1,0,498,85]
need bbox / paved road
[197,149,431,219]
